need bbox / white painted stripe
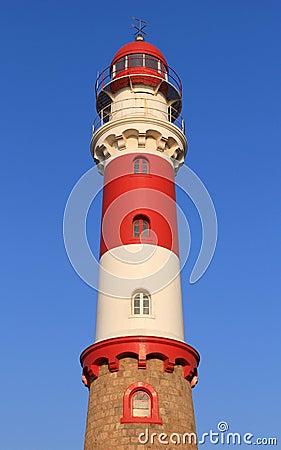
[95,245,184,342]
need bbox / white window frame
[112,64,116,78]
[157,59,162,74]
[130,292,153,317]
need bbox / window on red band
[133,216,150,238]
[134,158,149,174]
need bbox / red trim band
[80,335,199,388]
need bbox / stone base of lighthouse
[82,338,199,450]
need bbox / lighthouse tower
[80,29,200,449]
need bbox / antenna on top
[132,17,148,41]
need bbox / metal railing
[92,98,185,132]
[95,56,182,100]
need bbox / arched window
[121,382,162,424]
[134,158,148,174]
[132,391,151,417]
[132,292,151,316]
[133,216,150,238]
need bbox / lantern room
[110,38,168,89]
[94,36,184,131]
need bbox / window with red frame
[120,382,162,424]
[132,391,151,417]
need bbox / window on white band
[132,292,151,316]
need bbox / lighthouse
[80,26,200,449]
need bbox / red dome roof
[111,40,167,66]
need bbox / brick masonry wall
[84,357,197,450]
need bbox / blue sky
[1,1,280,448]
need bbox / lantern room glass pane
[145,55,158,71]
[115,57,125,73]
[128,53,143,67]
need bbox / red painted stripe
[80,335,199,387]
[100,153,179,257]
